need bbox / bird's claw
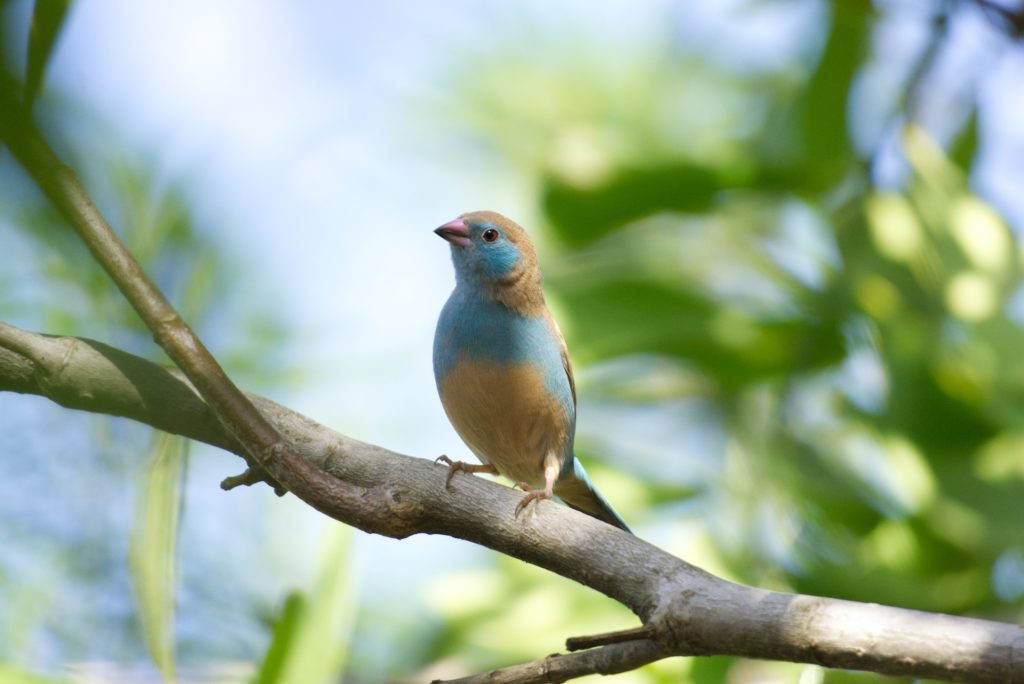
[434,455,497,488]
[513,483,552,518]
[434,454,460,488]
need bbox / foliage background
[1,0,1023,682]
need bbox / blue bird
[433,210,631,532]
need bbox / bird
[432,210,631,533]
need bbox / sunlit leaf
[0,663,69,684]
[129,432,187,682]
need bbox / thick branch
[2,322,1023,683]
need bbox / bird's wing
[546,312,577,408]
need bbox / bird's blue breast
[433,289,574,418]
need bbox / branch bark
[2,321,1022,683]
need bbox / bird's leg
[434,455,498,488]
[514,453,559,518]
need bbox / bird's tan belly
[440,359,571,487]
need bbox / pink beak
[434,218,471,248]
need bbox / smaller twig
[221,465,286,496]
[431,639,670,684]
[565,624,655,652]
[974,0,1024,39]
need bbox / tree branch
[565,625,656,652]
[2,321,1022,683]
[0,99,366,522]
[431,640,670,684]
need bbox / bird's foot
[513,482,553,518]
[434,455,498,488]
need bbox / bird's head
[435,211,543,305]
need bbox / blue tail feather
[554,459,632,533]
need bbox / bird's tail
[554,459,632,533]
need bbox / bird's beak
[434,218,471,248]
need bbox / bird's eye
[482,228,499,243]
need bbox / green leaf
[255,525,356,684]
[950,107,979,173]
[688,655,735,684]
[760,0,871,192]
[254,592,306,684]
[129,432,187,683]
[25,0,72,107]
[796,0,870,184]
[543,162,745,247]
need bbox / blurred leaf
[255,592,305,684]
[129,432,187,682]
[256,525,356,684]
[544,162,732,247]
[796,0,870,186]
[555,278,843,386]
[0,664,69,684]
[25,0,71,107]
[424,557,636,671]
[823,669,918,684]
[641,480,701,508]
[543,159,796,248]
[687,655,734,684]
[950,107,979,172]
